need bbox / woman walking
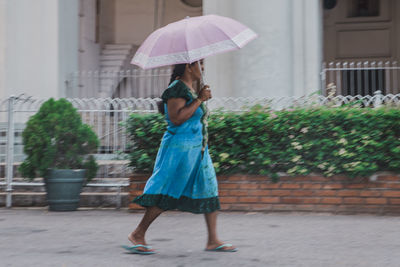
[124,61,236,254]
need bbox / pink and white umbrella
[131,14,257,70]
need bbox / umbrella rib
[185,20,238,63]
[146,29,168,62]
[207,20,241,47]
[184,18,190,63]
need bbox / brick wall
[129,173,400,215]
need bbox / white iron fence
[1,91,399,163]
[66,67,172,98]
[322,61,400,96]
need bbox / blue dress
[133,80,220,214]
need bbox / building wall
[323,0,399,62]
[99,0,116,45]
[161,0,202,28]
[0,0,6,99]
[0,0,322,99]
[203,0,322,98]
[0,0,203,99]
[114,0,202,45]
[114,0,156,45]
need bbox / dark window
[181,0,202,8]
[323,0,337,10]
[349,0,380,17]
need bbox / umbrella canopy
[131,14,257,69]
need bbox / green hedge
[126,106,400,180]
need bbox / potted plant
[19,98,99,211]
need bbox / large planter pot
[45,169,86,211]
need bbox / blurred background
[1,3,400,266]
[1,0,400,209]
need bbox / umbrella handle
[198,60,205,88]
[197,60,209,107]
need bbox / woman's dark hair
[158,63,188,114]
[169,63,187,85]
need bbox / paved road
[1,208,399,267]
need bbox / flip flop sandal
[205,244,237,252]
[121,244,156,255]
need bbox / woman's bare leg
[128,206,163,251]
[204,211,236,250]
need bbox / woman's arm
[167,85,211,126]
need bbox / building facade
[0,0,399,99]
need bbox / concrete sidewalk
[1,208,399,267]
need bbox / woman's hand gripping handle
[197,85,212,103]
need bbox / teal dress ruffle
[133,80,220,214]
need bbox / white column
[5,0,59,98]
[59,0,79,97]
[78,0,101,72]
[4,0,79,99]
[232,0,294,98]
[203,0,234,97]
[203,0,294,98]
[203,0,322,98]
[306,0,323,97]
[396,1,400,62]
[291,0,323,97]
